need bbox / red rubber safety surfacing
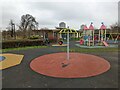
[30,53,110,78]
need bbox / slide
[102,41,109,47]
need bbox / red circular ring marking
[30,53,110,78]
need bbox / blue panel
[0,56,6,61]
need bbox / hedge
[1,38,57,49]
[1,40,44,49]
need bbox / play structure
[59,27,77,60]
[52,27,77,47]
[52,36,67,46]
[78,22,118,48]
[81,22,107,46]
[107,33,120,44]
[82,22,95,46]
[52,40,67,46]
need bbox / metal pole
[99,30,100,41]
[93,30,94,46]
[105,29,106,41]
[67,30,69,60]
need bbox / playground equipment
[30,24,111,79]
[99,22,109,46]
[80,22,110,47]
[51,38,67,46]
[58,40,63,45]
[89,22,94,46]
[59,27,77,60]
[81,22,95,46]
[99,22,106,41]
[82,25,88,45]
[107,33,120,43]
[102,41,109,47]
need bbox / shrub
[28,35,40,39]
[49,38,57,43]
[1,39,45,49]
[1,38,58,49]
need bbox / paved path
[2,41,118,88]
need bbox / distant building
[32,22,84,40]
[55,22,66,29]
[32,28,60,41]
[59,22,66,28]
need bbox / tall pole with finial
[67,26,70,60]
[91,22,94,46]
[59,27,77,61]
[101,22,104,41]
[101,22,106,41]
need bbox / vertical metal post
[99,30,100,41]
[105,29,106,41]
[93,30,94,46]
[67,30,69,60]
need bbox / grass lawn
[1,44,119,53]
[1,46,48,52]
[60,47,119,53]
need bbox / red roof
[89,24,94,30]
[100,24,106,30]
[84,25,89,30]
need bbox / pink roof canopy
[89,23,94,30]
[83,25,89,30]
[100,23,106,30]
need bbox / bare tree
[110,22,118,33]
[19,14,38,38]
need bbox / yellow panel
[0,54,24,70]
[59,28,77,33]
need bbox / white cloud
[0,0,119,30]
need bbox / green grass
[60,47,119,53]
[1,46,48,52]
[1,45,119,53]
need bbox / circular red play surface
[30,53,110,78]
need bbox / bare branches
[19,14,39,38]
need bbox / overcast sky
[0,0,119,30]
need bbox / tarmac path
[2,41,118,88]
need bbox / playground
[1,25,118,88]
[75,23,119,48]
[1,39,118,88]
[1,41,118,88]
[0,0,119,88]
